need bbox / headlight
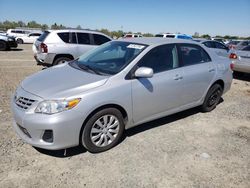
[35,98,81,114]
[8,38,14,41]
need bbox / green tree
[143,33,154,37]
[200,34,211,39]
[27,21,41,28]
[76,25,82,29]
[41,24,49,31]
[17,21,26,27]
[51,23,59,29]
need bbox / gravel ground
[0,44,249,188]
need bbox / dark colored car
[0,34,18,50]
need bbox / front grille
[15,96,36,110]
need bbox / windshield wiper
[78,64,103,75]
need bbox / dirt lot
[0,44,249,188]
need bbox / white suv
[16,32,42,44]
[33,29,112,66]
[7,29,30,38]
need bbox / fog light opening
[42,130,53,143]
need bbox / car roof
[46,29,112,39]
[118,37,196,46]
[48,29,108,35]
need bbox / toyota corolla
[11,38,232,153]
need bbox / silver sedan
[230,45,250,75]
[11,38,232,153]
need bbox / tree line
[0,20,249,39]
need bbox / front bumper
[11,87,84,150]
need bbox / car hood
[21,63,109,99]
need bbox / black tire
[201,84,223,112]
[53,57,72,66]
[81,108,125,153]
[16,38,23,44]
[0,40,7,51]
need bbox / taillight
[229,53,237,59]
[40,43,48,53]
[230,63,234,70]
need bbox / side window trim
[89,34,95,45]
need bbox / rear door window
[93,34,111,45]
[178,44,211,66]
[203,41,214,48]
[77,33,90,45]
[214,42,227,50]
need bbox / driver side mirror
[135,67,153,78]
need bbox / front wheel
[0,41,7,51]
[81,108,125,153]
[201,84,223,112]
[16,38,23,44]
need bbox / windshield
[71,41,147,75]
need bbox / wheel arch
[211,79,224,91]
[53,54,74,64]
[78,103,128,144]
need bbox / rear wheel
[81,108,125,153]
[0,41,7,51]
[16,38,23,44]
[201,84,223,112]
[53,57,72,66]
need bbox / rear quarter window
[57,32,70,43]
[37,31,50,42]
[93,34,111,45]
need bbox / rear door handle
[209,68,215,72]
[174,75,183,80]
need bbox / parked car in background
[234,40,250,50]
[155,33,193,40]
[211,37,227,44]
[229,45,250,76]
[12,38,232,152]
[123,33,143,38]
[194,39,230,58]
[16,32,42,44]
[227,40,243,49]
[33,29,112,66]
[0,30,6,35]
[6,29,30,38]
[0,34,18,50]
